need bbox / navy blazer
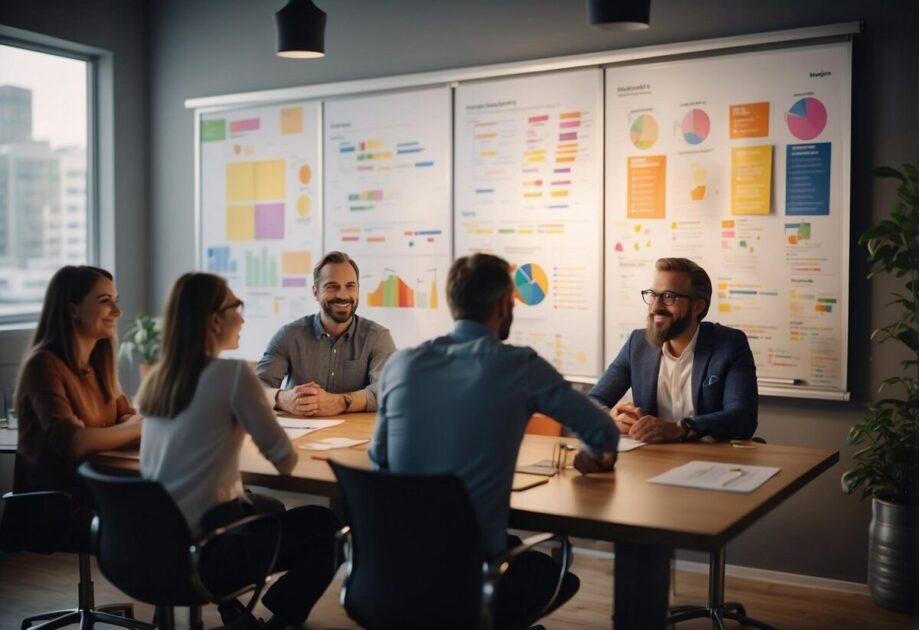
[589,322,758,440]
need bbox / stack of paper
[647,460,780,493]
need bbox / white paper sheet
[647,460,780,493]
[276,418,343,431]
[618,437,646,452]
[298,437,370,451]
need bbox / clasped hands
[276,382,345,417]
[612,401,685,443]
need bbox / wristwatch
[680,417,700,442]
[342,392,353,412]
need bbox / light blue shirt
[370,320,619,556]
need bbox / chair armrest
[189,512,282,606]
[1,490,74,552]
[480,532,573,628]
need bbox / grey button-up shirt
[256,314,397,411]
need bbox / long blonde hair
[17,266,120,412]
[137,273,228,418]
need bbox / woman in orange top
[13,265,142,546]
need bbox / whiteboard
[323,87,454,347]
[192,25,857,399]
[199,100,322,359]
[454,69,604,377]
[604,42,851,396]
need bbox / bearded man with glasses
[589,257,758,443]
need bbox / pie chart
[514,263,549,306]
[681,108,710,145]
[630,114,659,150]
[786,97,827,141]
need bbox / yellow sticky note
[256,160,285,200]
[226,162,256,201]
[281,107,304,135]
[281,251,311,275]
[226,205,255,241]
[731,145,773,215]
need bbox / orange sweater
[15,350,135,494]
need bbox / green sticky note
[201,119,226,142]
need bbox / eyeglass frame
[640,289,693,306]
[217,299,245,315]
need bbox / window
[0,42,93,321]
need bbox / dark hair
[17,266,120,410]
[446,254,514,322]
[137,273,228,418]
[655,257,712,320]
[313,251,360,286]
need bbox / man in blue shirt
[370,253,619,624]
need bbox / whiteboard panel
[323,87,454,347]
[604,42,851,394]
[455,69,604,377]
[200,100,323,360]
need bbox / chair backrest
[525,413,563,437]
[329,461,488,630]
[78,462,206,607]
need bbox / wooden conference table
[95,412,838,629]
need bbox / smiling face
[213,287,245,352]
[644,270,702,347]
[69,276,121,342]
[314,261,359,325]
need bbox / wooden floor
[1,551,916,629]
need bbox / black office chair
[78,462,282,630]
[329,460,575,630]
[0,464,139,630]
[667,436,775,630]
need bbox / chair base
[667,602,775,630]
[24,607,152,630]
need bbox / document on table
[647,460,780,493]
[618,437,646,452]
[98,449,141,460]
[299,437,369,451]
[277,418,343,432]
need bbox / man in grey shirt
[257,251,396,417]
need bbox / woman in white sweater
[138,272,339,629]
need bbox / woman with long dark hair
[14,265,142,545]
[138,272,339,629]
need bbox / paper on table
[299,437,369,451]
[647,460,780,493]
[618,437,646,452]
[98,449,141,460]
[277,418,343,431]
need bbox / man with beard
[257,251,396,417]
[370,253,619,626]
[589,257,757,443]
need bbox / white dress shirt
[656,324,701,423]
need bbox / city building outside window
[0,42,92,321]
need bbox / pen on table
[311,454,330,461]
[721,467,745,487]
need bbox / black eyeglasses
[218,299,245,315]
[641,290,691,306]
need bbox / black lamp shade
[586,0,651,31]
[275,0,326,58]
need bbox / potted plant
[841,163,919,613]
[118,313,162,380]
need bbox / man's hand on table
[611,401,641,435]
[629,415,684,443]
[276,382,346,417]
[574,450,617,475]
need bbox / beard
[498,309,513,341]
[645,308,693,347]
[322,297,357,324]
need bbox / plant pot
[138,363,154,381]
[868,497,919,613]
